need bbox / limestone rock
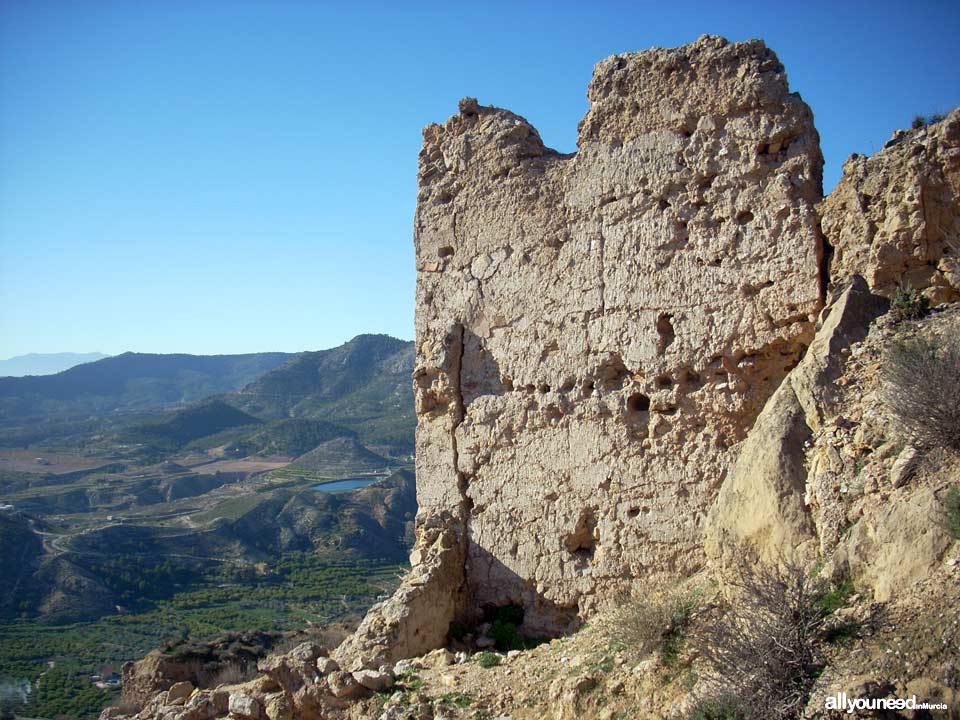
[889,445,920,488]
[166,681,194,705]
[316,656,339,675]
[262,693,292,720]
[228,693,261,719]
[326,670,365,700]
[820,109,960,301]
[352,668,394,692]
[706,276,885,570]
[333,511,465,670]
[413,34,823,633]
[835,485,954,601]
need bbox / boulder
[227,693,261,719]
[326,670,366,700]
[706,276,887,571]
[165,681,194,705]
[835,485,954,601]
[352,669,394,692]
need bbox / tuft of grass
[815,578,854,615]
[438,691,472,708]
[395,670,423,692]
[686,695,748,720]
[824,619,861,646]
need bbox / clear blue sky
[2,1,958,358]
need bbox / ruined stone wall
[413,35,825,633]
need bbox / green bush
[890,287,929,321]
[495,605,524,625]
[943,486,960,539]
[882,332,960,450]
[475,651,501,668]
[447,621,468,643]
[438,691,473,708]
[815,578,854,615]
[491,620,524,651]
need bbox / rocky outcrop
[821,109,960,303]
[705,276,887,571]
[837,483,955,601]
[333,512,465,671]
[120,632,280,707]
[413,34,824,634]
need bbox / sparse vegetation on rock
[882,331,960,451]
[943,485,960,539]
[699,562,836,720]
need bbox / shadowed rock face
[412,35,824,632]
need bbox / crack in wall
[449,323,472,609]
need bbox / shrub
[912,114,945,129]
[882,332,960,451]
[447,621,468,643]
[686,694,748,720]
[201,660,255,688]
[824,619,861,645]
[814,577,854,615]
[491,619,524,651]
[700,561,830,720]
[438,691,472,708]
[475,651,501,668]
[613,587,699,661]
[890,286,929,321]
[943,486,960,539]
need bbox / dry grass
[882,331,960,451]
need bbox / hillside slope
[234,334,415,451]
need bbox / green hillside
[123,399,262,450]
[234,334,415,451]
[224,418,357,456]
[289,437,393,475]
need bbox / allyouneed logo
[825,692,948,714]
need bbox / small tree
[882,332,960,451]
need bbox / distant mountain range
[0,334,416,454]
[0,351,295,421]
[0,352,111,377]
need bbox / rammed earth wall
[412,35,824,632]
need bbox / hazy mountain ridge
[0,352,111,377]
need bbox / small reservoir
[312,477,379,493]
